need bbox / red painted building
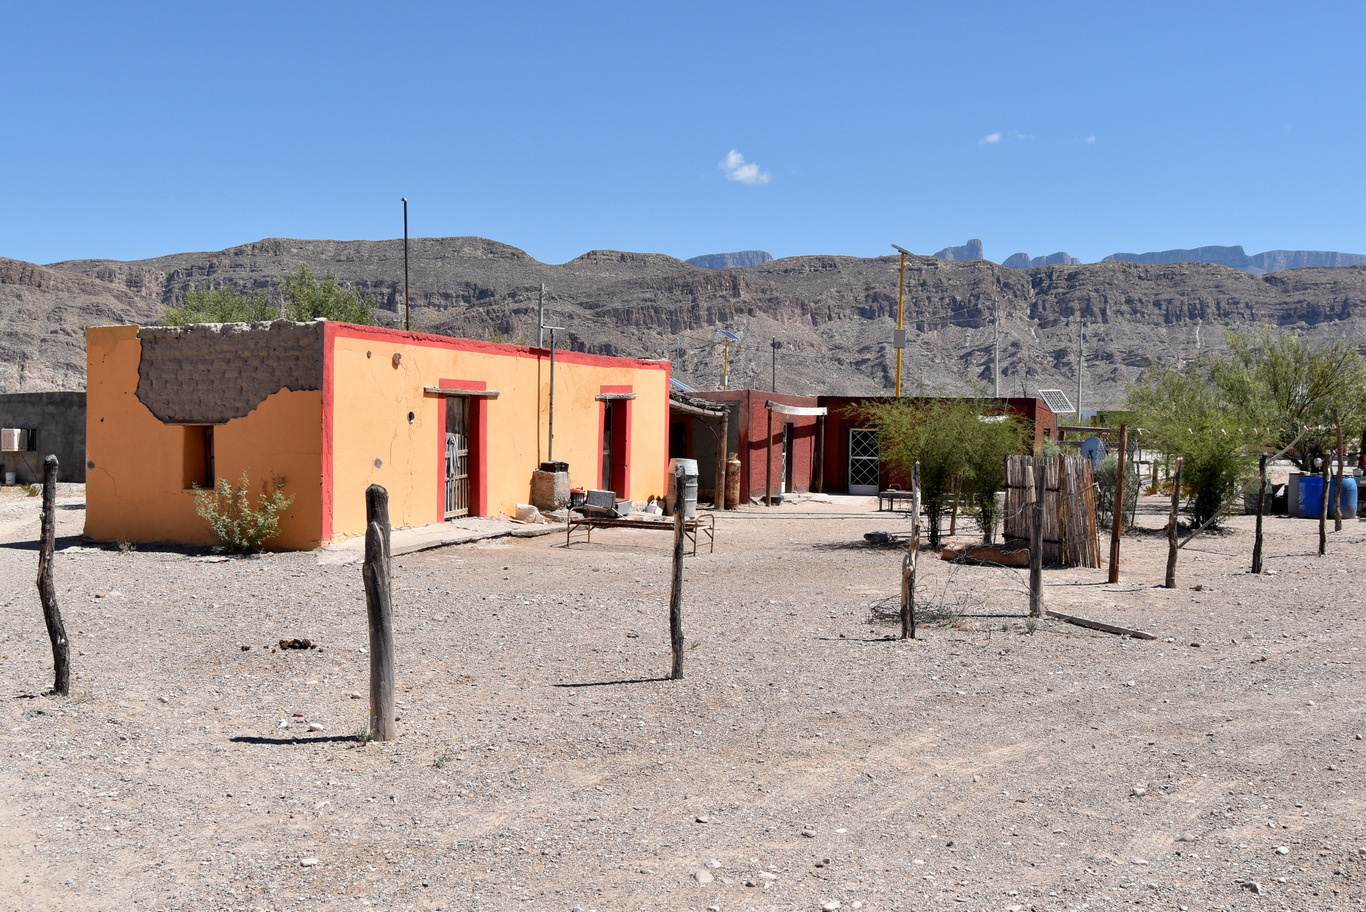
[687,390,823,502]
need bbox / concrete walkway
[317,515,565,565]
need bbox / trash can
[666,458,699,517]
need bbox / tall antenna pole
[401,198,410,332]
[993,297,1001,397]
[1076,315,1084,421]
[771,337,777,392]
[538,283,546,347]
[722,338,730,391]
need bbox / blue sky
[5,1,1364,266]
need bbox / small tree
[1127,362,1264,526]
[281,264,378,324]
[859,397,1028,547]
[194,472,295,551]
[160,286,276,325]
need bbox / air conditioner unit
[1,428,30,452]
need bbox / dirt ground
[1,486,1363,912]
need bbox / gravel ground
[1,485,1363,912]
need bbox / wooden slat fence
[1003,455,1100,568]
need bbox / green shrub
[194,472,294,551]
[1094,455,1139,531]
[161,286,276,325]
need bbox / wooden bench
[566,512,715,555]
[878,489,915,512]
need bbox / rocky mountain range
[1102,245,1366,275]
[6,237,1366,410]
[684,250,773,269]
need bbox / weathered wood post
[1252,454,1267,574]
[1334,415,1345,532]
[714,409,728,510]
[362,484,396,741]
[669,465,686,679]
[813,413,826,494]
[36,455,69,696]
[1164,458,1182,588]
[1318,458,1329,556]
[948,475,958,537]
[900,462,921,640]
[765,405,774,507]
[1028,459,1045,618]
[1108,424,1129,584]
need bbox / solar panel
[1037,389,1074,413]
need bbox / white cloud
[720,149,770,185]
[980,132,1002,144]
[1085,135,1097,143]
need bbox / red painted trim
[600,385,633,497]
[596,400,606,490]
[331,323,668,373]
[320,322,337,542]
[439,379,488,517]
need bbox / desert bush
[194,472,294,551]
[1094,454,1139,531]
[161,286,276,325]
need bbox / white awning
[765,400,827,417]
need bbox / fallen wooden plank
[1045,609,1155,640]
[940,543,1030,567]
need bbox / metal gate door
[780,423,791,494]
[445,397,470,518]
[848,428,880,495]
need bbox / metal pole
[538,283,545,348]
[722,339,730,391]
[1076,316,1084,421]
[401,198,409,332]
[993,297,1001,397]
[895,250,906,397]
[771,337,777,392]
[548,327,557,461]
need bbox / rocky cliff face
[931,239,984,261]
[9,239,1366,407]
[1103,245,1366,275]
[1003,251,1082,268]
[684,250,774,269]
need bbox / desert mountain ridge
[5,236,1366,408]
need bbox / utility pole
[771,337,777,392]
[891,244,912,397]
[1075,315,1084,421]
[722,337,730,390]
[401,198,410,332]
[993,297,1001,397]
[538,283,546,348]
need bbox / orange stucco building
[85,321,670,549]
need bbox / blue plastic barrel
[1298,475,1358,518]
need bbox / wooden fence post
[1335,415,1345,533]
[764,406,774,507]
[714,409,728,510]
[901,462,920,640]
[1108,424,1128,584]
[36,455,69,696]
[1251,455,1267,575]
[1164,458,1182,588]
[948,475,958,537]
[1029,459,1045,618]
[1318,458,1329,556]
[669,465,686,679]
[362,484,396,741]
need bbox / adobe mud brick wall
[0,391,87,483]
[135,321,325,424]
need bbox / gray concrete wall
[0,391,86,483]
